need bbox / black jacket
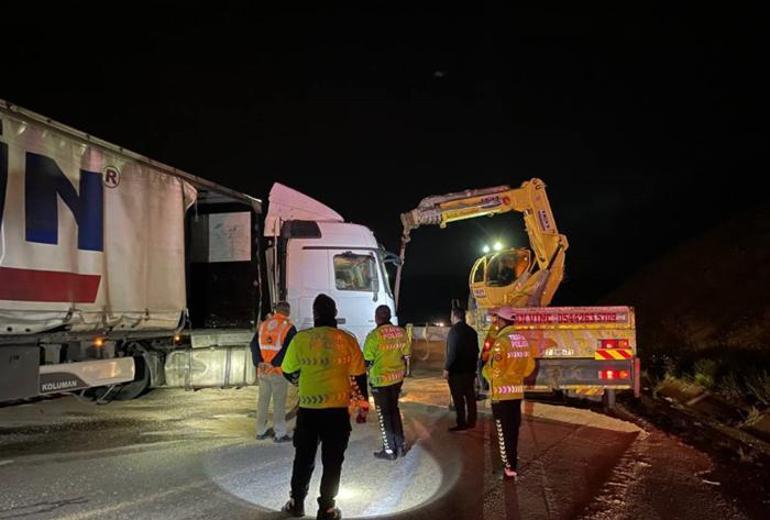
[445,321,479,374]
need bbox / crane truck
[396,179,639,405]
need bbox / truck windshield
[334,253,377,292]
[486,251,519,287]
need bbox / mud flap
[0,346,39,401]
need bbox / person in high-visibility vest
[477,320,500,399]
[363,305,411,460]
[280,294,368,520]
[251,301,296,442]
[482,306,537,481]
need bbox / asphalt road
[0,375,760,520]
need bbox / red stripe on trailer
[0,267,101,303]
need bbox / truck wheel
[112,354,152,400]
[87,353,151,402]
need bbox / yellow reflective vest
[482,325,537,401]
[363,324,410,387]
[281,326,365,408]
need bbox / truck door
[328,250,380,346]
[285,246,331,332]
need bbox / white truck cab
[264,184,396,345]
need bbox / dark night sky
[3,3,767,323]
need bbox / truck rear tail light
[599,369,630,380]
[600,338,631,349]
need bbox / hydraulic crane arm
[394,178,569,309]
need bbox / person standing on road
[280,294,368,520]
[444,308,479,432]
[482,307,536,481]
[251,301,296,442]
[364,305,410,460]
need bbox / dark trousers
[371,382,405,452]
[477,359,489,393]
[491,399,522,471]
[448,373,477,427]
[290,407,351,510]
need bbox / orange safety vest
[258,313,293,375]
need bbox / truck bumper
[525,357,638,393]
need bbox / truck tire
[89,353,151,402]
[112,354,152,400]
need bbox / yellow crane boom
[395,178,568,311]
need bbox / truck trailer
[0,99,396,403]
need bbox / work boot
[501,467,518,481]
[397,444,409,458]
[281,497,305,517]
[373,448,397,461]
[317,506,342,519]
[256,427,274,440]
[274,435,292,443]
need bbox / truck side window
[334,253,377,292]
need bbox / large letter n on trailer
[24,153,103,252]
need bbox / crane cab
[468,248,533,308]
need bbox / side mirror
[370,252,379,302]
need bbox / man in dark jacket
[443,308,479,431]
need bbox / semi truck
[0,99,396,403]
